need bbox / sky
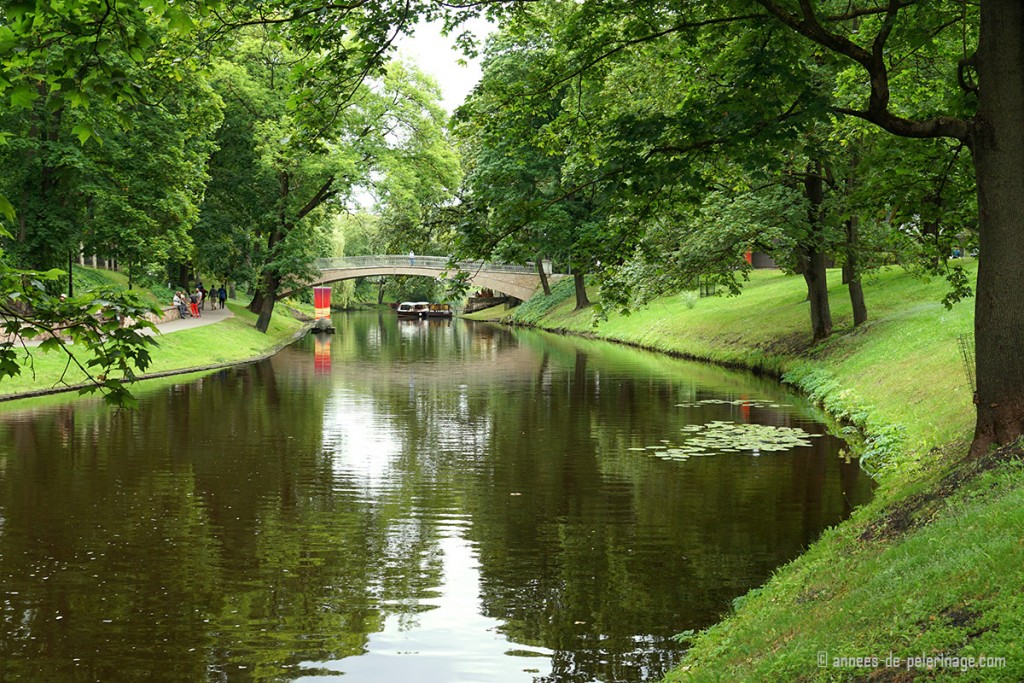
[394,18,494,113]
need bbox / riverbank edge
[487,272,1023,681]
[0,304,312,403]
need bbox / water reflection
[0,313,873,682]
[313,335,332,375]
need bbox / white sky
[395,18,494,113]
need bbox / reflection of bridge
[282,255,564,301]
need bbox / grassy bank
[508,263,1024,681]
[1,300,307,401]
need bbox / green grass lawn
[1,300,307,402]
[459,302,514,321]
[516,261,1024,682]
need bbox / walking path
[154,303,233,334]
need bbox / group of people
[173,284,228,320]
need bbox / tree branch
[297,176,337,219]
[832,106,970,139]
[758,0,971,142]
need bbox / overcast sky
[395,18,494,113]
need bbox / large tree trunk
[537,258,551,295]
[248,291,265,314]
[969,0,1024,456]
[573,271,590,310]
[249,172,334,333]
[801,165,833,341]
[252,173,296,332]
[251,215,286,331]
[254,270,281,334]
[801,248,832,341]
[845,217,868,328]
[843,154,868,327]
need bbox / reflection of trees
[0,357,446,682]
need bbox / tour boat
[396,302,453,318]
[396,302,431,318]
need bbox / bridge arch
[276,255,562,302]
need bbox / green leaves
[0,195,15,222]
[142,0,169,17]
[71,122,95,145]
[166,7,197,34]
[9,83,38,109]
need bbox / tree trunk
[573,271,590,310]
[968,0,1024,455]
[845,173,868,327]
[537,258,551,295]
[249,238,276,324]
[176,263,190,290]
[248,291,264,314]
[843,150,868,327]
[801,248,832,341]
[844,239,868,327]
[801,165,833,341]
[251,176,289,329]
[254,270,281,334]
[921,217,943,268]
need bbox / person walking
[409,250,415,266]
[189,289,200,318]
[199,284,209,310]
[218,285,227,309]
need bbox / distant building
[748,251,778,269]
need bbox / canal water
[0,313,873,682]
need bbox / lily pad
[629,419,820,462]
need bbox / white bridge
[278,255,563,301]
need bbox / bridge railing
[313,255,540,275]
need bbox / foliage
[0,7,222,281]
[370,60,462,255]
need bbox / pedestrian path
[155,303,233,334]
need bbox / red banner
[314,286,331,319]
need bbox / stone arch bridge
[278,255,563,301]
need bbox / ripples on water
[0,313,873,682]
